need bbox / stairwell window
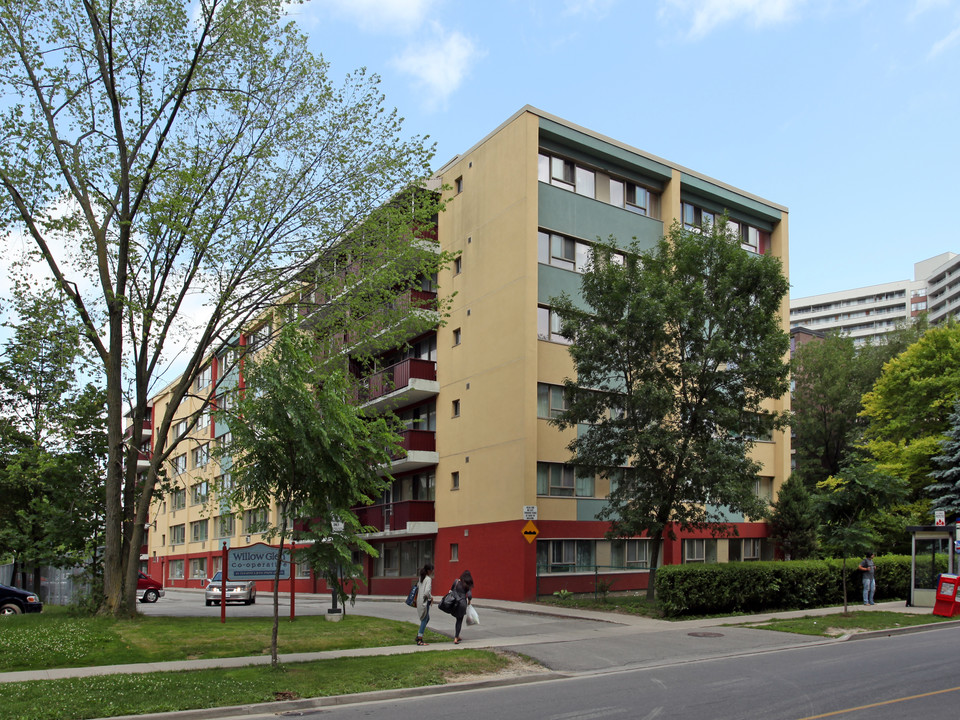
[452,399,461,417]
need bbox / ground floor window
[536,539,596,573]
[611,539,650,568]
[169,559,184,579]
[190,557,207,579]
[373,539,433,577]
[728,537,774,562]
[683,538,718,564]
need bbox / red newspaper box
[933,573,960,617]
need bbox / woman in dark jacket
[451,570,474,644]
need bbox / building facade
[142,107,791,602]
[790,252,959,345]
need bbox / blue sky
[291,0,960,300]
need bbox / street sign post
[522,520,539,544]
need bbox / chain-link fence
[0,564,91,605]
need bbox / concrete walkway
[0,595,945,685]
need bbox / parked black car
[0,583,43,615]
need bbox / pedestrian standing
[416,563,434,646]
[450,569,474,644]
[858,551,876,605]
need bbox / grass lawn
[0,649,517,720]
[0,606,449,672]
[537,593,663,618]
[739,610,957,636]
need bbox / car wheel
[143,589,159,603]
[0,603,22,616]
[205,599,213,606]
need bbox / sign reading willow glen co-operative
[227,542,291,581]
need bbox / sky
[288,0,960,300]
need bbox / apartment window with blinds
[537,383,568,419]
[536,540,596,573]
[536,462,594,497]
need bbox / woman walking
[415,563,434,646]
[450,569,474,644]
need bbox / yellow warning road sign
[522,520,539,544]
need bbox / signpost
[227,542,291,581]
[936,510,946,527]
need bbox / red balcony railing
[358,358,437,404]
[392,429,436,460]
[356,500,436,533]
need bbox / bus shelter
[907,525,955,607]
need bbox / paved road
[210,624,960,720]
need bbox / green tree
[790,319,927,490]
[551,219,791,599]
[0,281,106,591]
[926,399,960,516]
[221,319,399,666]
[861,322,960,503]
[769,474,819,560]
[816,461,906,612]
[0,1,441,615]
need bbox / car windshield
[210,572,222,583]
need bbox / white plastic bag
[465,604,479,626]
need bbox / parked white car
[204,571,256,606]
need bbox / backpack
[404,581,419,607]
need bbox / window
[612,539,650,568]
[754,476,774,502]
[169,559,184,579]
[683,538,718,564]
[244,508,268,534]
[190,557,207,579]
[450,543,459,562]
[537,462,594,497]
[455,176,463,194]
[454,256,462,274]
[173,419,188,438]
[191,481,208,506]
[217,473,234,495]
[170,524,185,545]
[171,488,186,511]
[216,514,235,538]
[190,519,208,543]
[537,231,593,273]
[537,306,571,344]
[537,152,595,198]
[219,432,232,449]
[192,444,209,469]
[453,328,461,345]
[372,539,433,577]
[536,540,596,573]
[171,454,186,475]
[452,399,460,418]
[197,408,210,430]
[682,202,715,231]
[451,471,460,490]
[625,182,657,216]
[537,383,568,419]
[247,324,271,352]
[195,365,212,390]
[397,402,436,431]
[217,391,235,413]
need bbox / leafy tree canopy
[0,0,441,613]
[551,219,790,596]
[861,322,960,500]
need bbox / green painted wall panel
[680,173,782,227]
[538,264,586,308]
[538,184,662,251]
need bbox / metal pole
[221,542,227,624]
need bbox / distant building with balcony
[139,107,790,601]
[790,252,959,345]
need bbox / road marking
[795,685,960,719]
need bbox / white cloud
[928,23,960,57]
[660,0,806,39]
[391,23,484,111]
[309,0,441,34]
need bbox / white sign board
[228,542,291,581]
[523,505,538,521]
[936,510,946,527]
[331,520,345,533]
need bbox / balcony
[358,358,439,413]
[356,500,437,536]
[380,429,438,475]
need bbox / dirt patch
[443,650,550,684]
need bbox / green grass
[0,650,513,720]
[740,610,957,636]
[537,593,663,618]
[0,606,449,672]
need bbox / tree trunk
[645,531,665,601]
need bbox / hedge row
[654,555,946,617]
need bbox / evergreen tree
[769,475,819,560]
[927,399,960,516]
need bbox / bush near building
[655,556,941,617]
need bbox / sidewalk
[0,596,946,685]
